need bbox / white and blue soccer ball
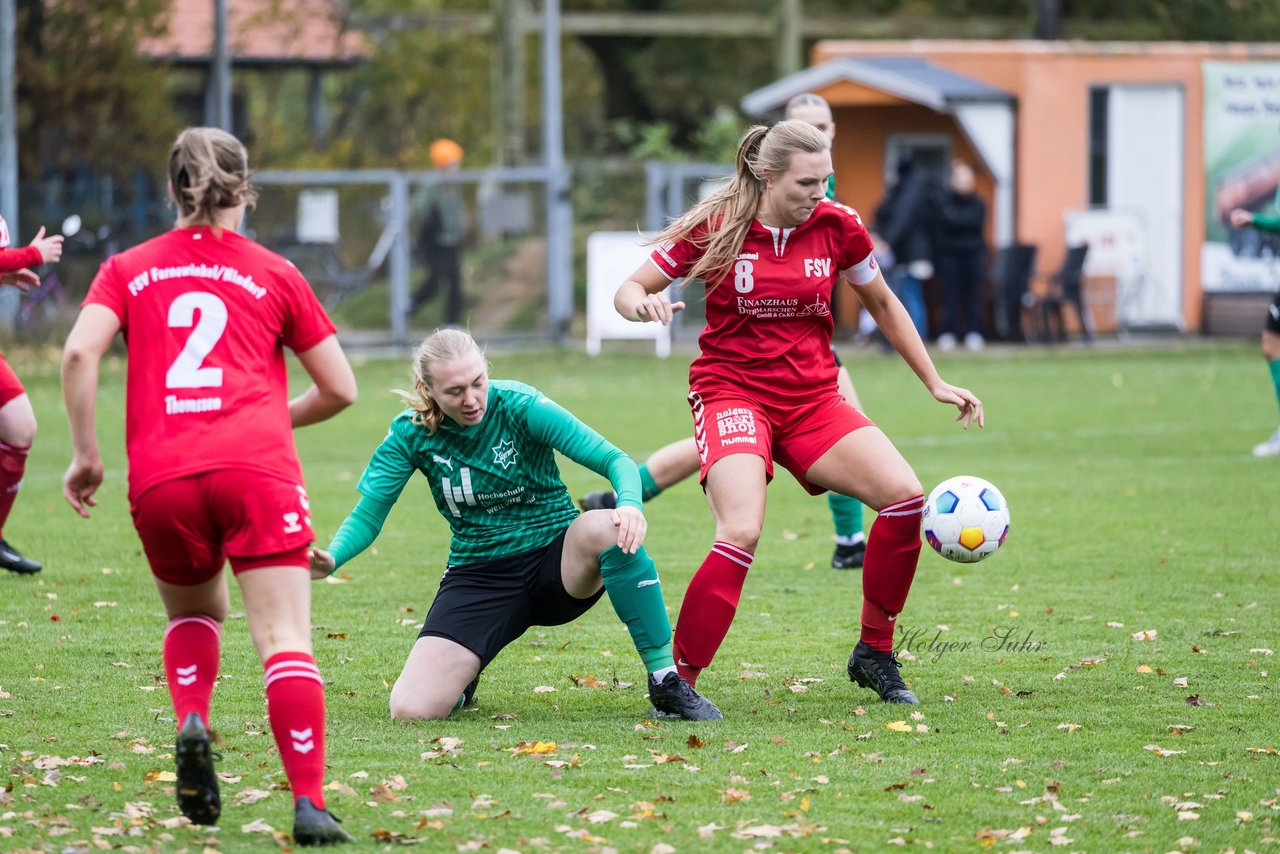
[922,475,1010,563]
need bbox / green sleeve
[1250,212,1280,234]
[521,394,643,509]
[325,495,395,570]
[355,421,419,505]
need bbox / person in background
[615,121,983,705]
[60,127,358,845]
[1229,204,1280,457]
[0,216,63,574]
[310,328,721,722]
[933,160,988,352]
[580,92,871,571]
[410,139,467,326]
[875,157,935,340]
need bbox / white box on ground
[586,231,672,358]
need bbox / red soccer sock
[263,651,328,809]
[163,615,222,727]
[860,495,924,652]
[672,541,754,687]
[0,440,30,537]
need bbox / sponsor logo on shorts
[282,512,304,534]
[715,407,758,446]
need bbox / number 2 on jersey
[166,291,227,389]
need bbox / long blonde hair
[653,120,830,284]
[393,328,487,434]
[169,127,259,226]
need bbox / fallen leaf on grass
[1143,744,1186,756]
[1173,677,1189,688]
[1246,747,1278,754]
[510,741,557,755]
[1131,629,1158,641]
[721,787,751,803]
[1057,723,1080,732]
[532,686,556,693]
[885,721,912,733]
[240,818,276,834]
[1136,664,1153,673]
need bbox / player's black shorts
[831,344,844,369]
[1267,290,1280,335]
[418,529,604,669]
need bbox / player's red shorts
[0,353,25,408]
[131,469,313,585]
[689,388,874,496]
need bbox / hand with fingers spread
[930,381,984,429]
[0,268,40,292]
[610,504,648,553]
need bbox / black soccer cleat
[461,674,480,708]
[175,711,221,825]
[847,641,919,704]
[578,491,618,512]
[293,795,354,846]
[0,538,41,574]
[648,671,723,721]
[830,540,866,570]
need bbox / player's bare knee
[389,690,453,721]
[714,524,760,553]
[577,509,623,551]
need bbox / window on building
[1088,86,1109,207]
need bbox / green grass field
[2,341,1277,852]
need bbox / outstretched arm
[853,269,984,429]
[523,394,648,552]
[310,494,395,578]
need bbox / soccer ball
[922,476,1010,563]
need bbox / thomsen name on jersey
[128,264,268,300]
[166,395,223,415]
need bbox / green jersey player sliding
[310,328,721,721]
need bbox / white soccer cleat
[1252,427,1280,458]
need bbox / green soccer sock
[639,464,662,502]
[1270,359,1280,418]
[828,492,864,539]
[598,545,674,673]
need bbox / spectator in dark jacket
[874,157,934,338]
[934,160,988,351]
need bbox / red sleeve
[649,235,701,280]
[0,246,43,273]
[835,204,875,271]
[82,256,127,326]
[279,265,337,353]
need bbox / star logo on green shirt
[492,438,519,470]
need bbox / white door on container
[1108,84,1185,329]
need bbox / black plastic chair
[1040,244,1091,342]
[991,244,1038,342]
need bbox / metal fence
[7,160,735,347]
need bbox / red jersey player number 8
[613,119,984,708]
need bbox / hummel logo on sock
[290,728,315,753]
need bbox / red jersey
[84,226,336,501]
[0,215,43,271]
[650,199,877,405]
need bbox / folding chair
[1040,244,1091,342]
